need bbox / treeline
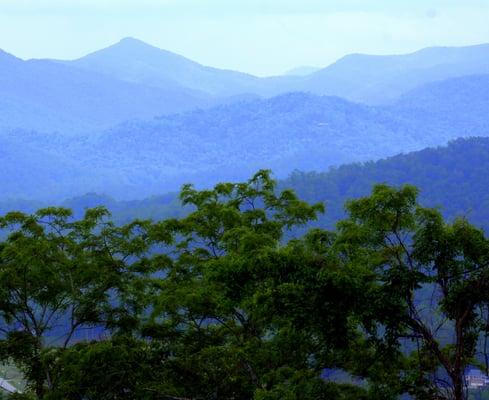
[5,136,489,230]
[283,137,489,231]
[1,171,489,400]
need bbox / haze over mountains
[299,43,489,104]
[0,47,211,133]
[284,66,321,76]
[1,38,489,201]
[62,38,489,99]
[5,137,489,232]
[59,37,266,98]
[58,38,489,104]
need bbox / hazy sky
[1,0,489,76]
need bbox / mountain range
[1,70,488,201]
[58,37,266,98]
[2,39,489,133]
[0,47,212,133]
[4,137,489,233]
[60,38,489,104]
[1,38,489,201]
[298,43,489,104]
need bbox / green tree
[336,184,489,400]
[6,174,489,400]
[0,207,154,399]
[142,170,371,399]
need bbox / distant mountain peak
[116,37,153,48]
[65,37,264,96]
[101,36,162,52]
[75,36,191,65]
[119,36,143,43]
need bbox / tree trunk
[452,372,465,400]
[35,378,45,400]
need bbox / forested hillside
[2,76,489,201]
[2,41,489,202]
[5,137,489,233]
[284,137,489,230]
[102,136,489,231]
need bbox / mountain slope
[107,136,489,231]
[7,137,489,231]
[60,39,489,105]
[2,69,489,202]
[1,93,410,199]
[282,136,489,231]
[391,74,489,140]
[395,74,489,114]
[63,37,265,97]
[3,40,489,134]
[299,43,489,104]
[0,48,210,133]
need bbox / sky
[1,0,489,76]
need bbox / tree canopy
[0,171,488,400]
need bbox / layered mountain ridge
[1,39,489,201]
[1,71,488,200]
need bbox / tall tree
[0,207,154,399]
[144,170,369,399]
[336,184,489,400]
[5,175,489,400]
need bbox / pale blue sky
[1,0,489,76]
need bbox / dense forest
[283,136,489,231]
[5,136,487,231]
[0,171,489,400]
[1,71,489,200]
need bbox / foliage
[0,207,155,398]
[1,172,489,399]
[335,184,489,400]
[9,136,489,232]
